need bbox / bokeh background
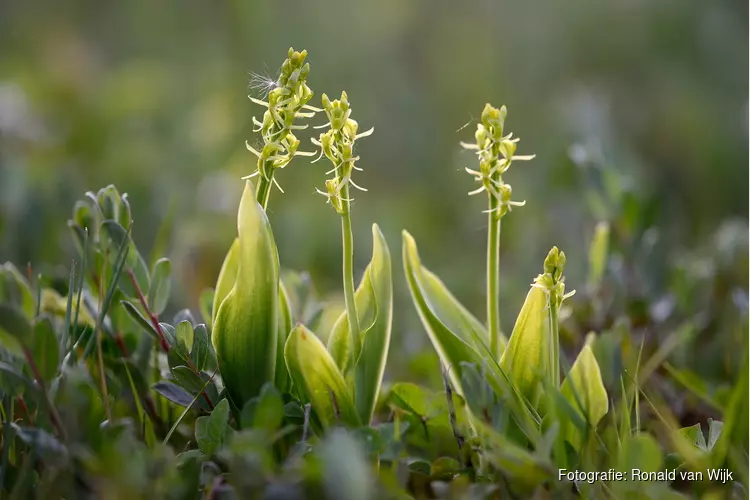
[1,1,747,386]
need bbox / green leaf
[559,342,608,449]
[0,361,37,396]
[354,224,392,424]
[199,288,214,326]
[499,286,549,404]
[318,429,373,500]
[706,419,723,450]
[190,324,210,372]
[100,220,150,297]
[389,382,433,418]
[147,258,172,316]
[12,424,69,468]
[195,398,230,456]
[212,182,279,408]
[0,303,31,356]
[0,262,35,317]
[284,324,360,428]
[254,383,285,432]
[617,434,662,474]
[121,300,159,338]
[587,221,610,289]
[175,320,194,354]
[678,423,707,451]
[212,238,239,326]
[0,303,32,339]
[32,316,59,381]
[275,281,293,394]
[153,380,195,407]
[473,418,554,490]
[402,231,498,395]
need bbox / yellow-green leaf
[212,181,278,408]
[560,341,608,448]
[284,324,360,428]
[212,238,239,327]
[353,224,392,424]
[275,281,293,394]
[402,231,498,395]
[499,286,549,405]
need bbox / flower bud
[543,246,566,283]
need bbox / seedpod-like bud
[212,181,279,407]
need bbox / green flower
[244,48,318,198]
[311,92,374,214]
[461,104,534,217]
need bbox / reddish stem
[125,270,214,410]
[21,345,67,441]
[127,269,170,352]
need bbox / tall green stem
[256,160,272,210]
[487,194,502,358]
[548,292,560,387]
[340,182,360,369]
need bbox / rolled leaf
[212,238,239,326]
[499,286,549,405]
[212,181,278,408]
[353,224,392,424]
[284,324,360,428]
[275,281,293,394]
[560,340,608,449]
[402,231,499,395]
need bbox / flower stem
[548,292,560,387]
[487,194,502,358]
[256,160,272,210]
[340,182,360,370]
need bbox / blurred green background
[0,1,747,385]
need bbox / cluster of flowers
[244,48,318,192]
[311,91,374,214]
[461,104,535,218]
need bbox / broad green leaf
[253,383,285,432]
[0,303,32,339]
[319,429,373,500]
[499,286,549,404]
[212,181,278,408]
[0,262,35,317]
[275,281,293,394]
[473,417,554,490]
[0,361,37,396]
[147,258,172,315]
[153,380,195,407]
[559,343,608,448]
[12,424,69,468]
[678,423,707,451]
[617,434,662,474]
[284,324,360,428]
[32,316,59,381]
[190,324,210,372]
[175,320,194,354]
[402,231,497,358]
[354,224,392,424]
[587,221,609,289]
[212,238,239,326]
[402,231,498,395]
[195,398,229,455]
[199,288,214,326]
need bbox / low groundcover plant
[0,47,746,500]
